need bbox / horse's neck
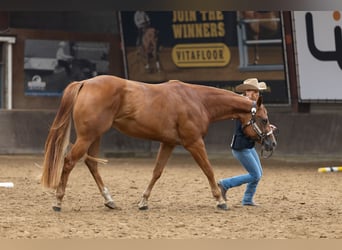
[204,91,253,122]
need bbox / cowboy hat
[235,78,267,92]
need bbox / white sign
[28,75,46,90]
[293,11,342,101]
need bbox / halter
[242,101,276,158]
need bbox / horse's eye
[262,118,268,125]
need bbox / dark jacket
[230,120,255,150]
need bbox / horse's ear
[257,95,263,107]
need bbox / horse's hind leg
[138,143,175,210]
[185,139,228,210]
[85,137,115,209]
[53,138,91,211]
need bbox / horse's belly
[112,119,180,144]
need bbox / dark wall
[9,12,119,34]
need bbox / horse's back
[76,76,231,112]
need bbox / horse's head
[142,27,158,54]
[241,96,278,158]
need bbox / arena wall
[0,110,341,158]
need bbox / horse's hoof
[217,203,229,210]
[52,206,61,212]
[104,201,116,209]
[138,205,148,210]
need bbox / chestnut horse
[41,75,276,211]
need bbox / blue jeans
[219,147,263,204]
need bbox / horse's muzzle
[263,135,277,151]
[261,133,277,158]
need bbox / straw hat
[235,78,267,92]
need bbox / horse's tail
[41,81,84,189]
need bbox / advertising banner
[119,11,289,104]
[24,39,109,96]
[293,11,342,101]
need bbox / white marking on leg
[138,196,148,209]
[102,187,113,203]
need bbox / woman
[218,78,268,207]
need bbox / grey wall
[1,110,341,158]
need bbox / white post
[0,36,16,110]
[6,42,12,109]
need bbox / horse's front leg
[86,159,115,209]
[138,143,175,210]
[185,139,228,210]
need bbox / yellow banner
[172,43,231,67]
